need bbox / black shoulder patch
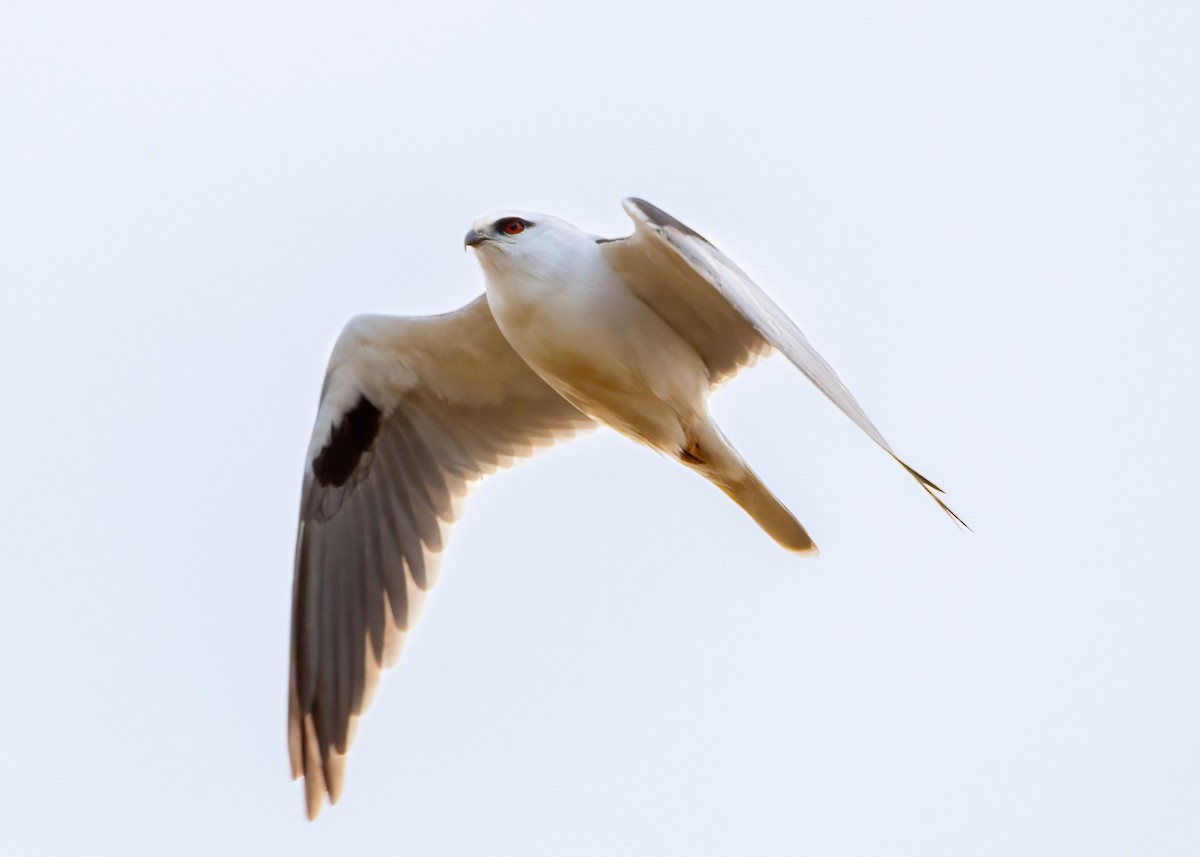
[312,396,383,487]
[628,197,710,244]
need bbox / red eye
[502,219,525,236]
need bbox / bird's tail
[717,468,818,554]
[681,421,818,555]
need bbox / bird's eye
[499,218,526,236]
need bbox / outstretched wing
[289,295,594,818]
[601,197,965,526]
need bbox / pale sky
[2,1,1197,854]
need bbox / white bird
[288,197,963,818]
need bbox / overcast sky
[2,1,1197,854]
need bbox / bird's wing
[601,197,964,525]
[289,295,594,818]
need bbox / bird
[288,197,964,818]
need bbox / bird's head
[464,211,595,282]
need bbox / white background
[2,1,1197,854]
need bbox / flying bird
[288,197,964,818]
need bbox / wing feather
[289,295,594,818]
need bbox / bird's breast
[484,267,710,433]
[487,275,624,376]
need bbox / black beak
[464,229,488,249]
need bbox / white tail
[718,468,818,554]
[679,420,818,554]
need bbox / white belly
[485,266,709,449]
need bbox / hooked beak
[464,229,488,249]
